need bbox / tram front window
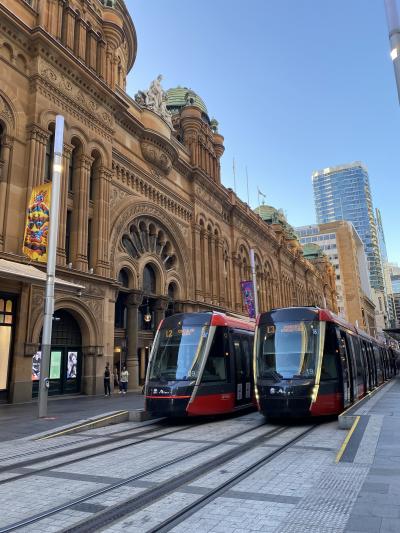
[149,324,210,381]
[257,321,321,380]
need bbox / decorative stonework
[140,140,172,174]
[110,185,131,210]
[0,94,14,129]
[39,59,114,130]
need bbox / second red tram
[254,307,398,418]
[145,312,255,416]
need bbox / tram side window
[202,328,228,382]
[365,342,377,387]
[373,346,383,383]
[351,336,364,388]
[320,324,340,380]
[240,335,253,381]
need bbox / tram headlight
[311,385,319,402]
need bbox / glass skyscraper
[312,162,384,292]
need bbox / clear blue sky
[125,0,400,264]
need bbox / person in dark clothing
[104,362,111,396]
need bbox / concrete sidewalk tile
[380,518,400,532]
[361,482,390,494]
[345,516,382,532]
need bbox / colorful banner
[240,280,256,319]
[22,183,51,263]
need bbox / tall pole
[384,0,400,102]
[38,115,64,418]
[250,249,259,317]
[246,166,250,205]
[232,157,237,194]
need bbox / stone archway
[112,206,193,389]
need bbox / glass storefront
[32,310,82,397]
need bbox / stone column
[98,39,107,80]
[203,230,210,301]
[87,29,97,71]
[26,125,49,190]
[76,19,87,61]
[139,347,147,383]
[92,166,111,277]
[126,290,143,389]
[64,6,76,50]
[209,234,218,303]
[217,238,225,307]
[71,154,92,271]
[56,144,72,266]
[233,255,242,312]
[193,224,203,301]
[154,297,168,330]
[0,138,12,251]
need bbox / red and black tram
[254,307,398,418]
[145,312,255,416]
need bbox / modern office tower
[376,208,397,326]
[296,222,377,335]
[312,162,387,334]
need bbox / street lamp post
[384,0,400,102]
[38,115,64,418]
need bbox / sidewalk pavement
[0,392,144,442]
[344,377,400,532]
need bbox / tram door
[231,332,253,406]
[338,330,354,408]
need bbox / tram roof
[259,306,384,346]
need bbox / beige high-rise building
[297,221,377,336]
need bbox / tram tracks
[0,419,160,464]
[0,421,313,533]
[0,422,194,484]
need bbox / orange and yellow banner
[22,183,51,263]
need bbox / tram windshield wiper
[264,370,283,382]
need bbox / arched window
[118,269,130,288]
[143,264,156,295]
[44,124,55,181]
[89,151,101,201]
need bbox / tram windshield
[257,321,321,380]
[148,320,210,381]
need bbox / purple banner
[240,280,256,319]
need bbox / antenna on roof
[233,157,237,194]
[246,166,250,206]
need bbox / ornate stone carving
[110,186,131,210]
[141,140,172,174]
[134,75,173,128]
[39,59,114,129]
[0,95,14,128]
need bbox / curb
[33,408,156,440]
[338,378,395,429]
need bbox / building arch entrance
[32,310,82,397]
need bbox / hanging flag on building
[22,183,51,263]
[240,280,256,319]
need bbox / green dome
[254,205,298,240]
[166,87,208,115]
[302,243,325,259]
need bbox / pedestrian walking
[120,365,129,394]
[114,365,120,392]
[104,362,111,396]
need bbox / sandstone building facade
[0,0,337,403]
